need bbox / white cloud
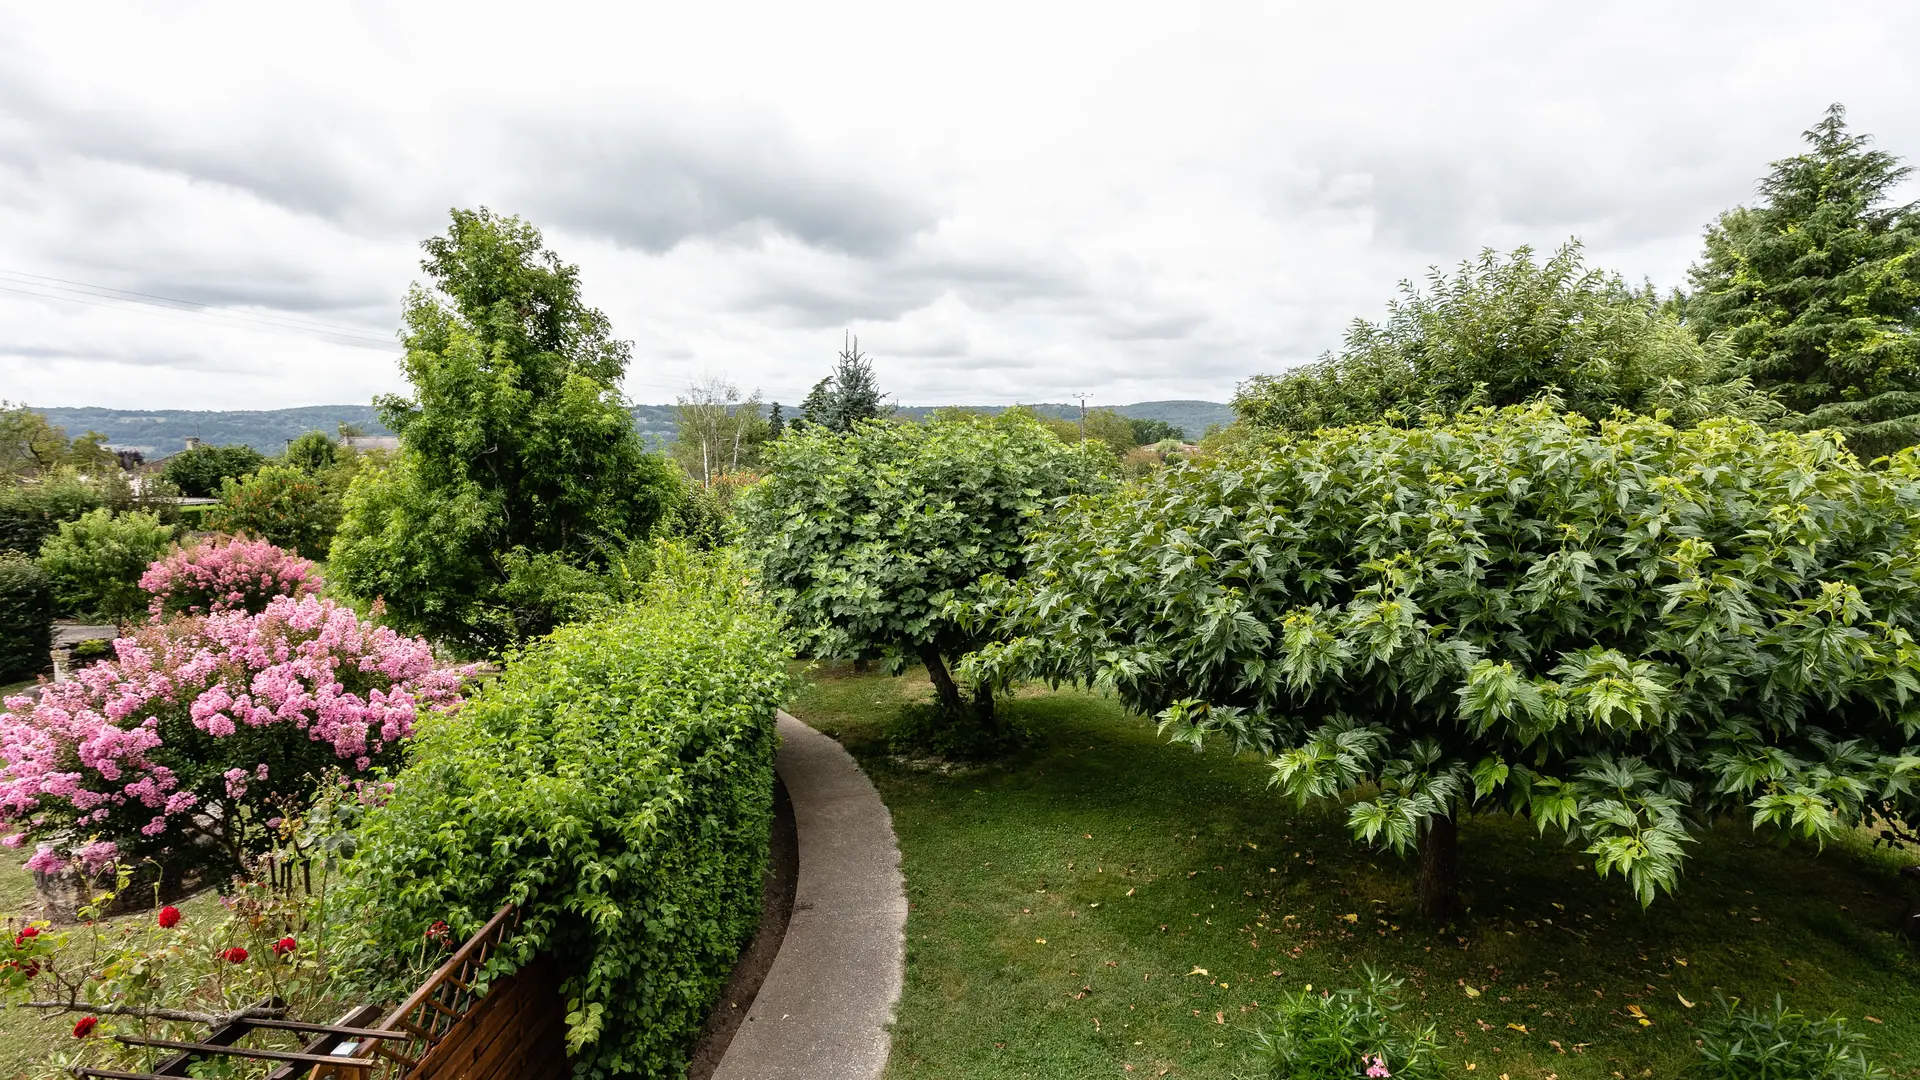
[0,0,1917,409]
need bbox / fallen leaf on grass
[1677,993,1694,1008]
[1214,1011,1225,1024]
[1342,913,1359,923]
[1036,938,1047,944]
[1506,1023,1529,1034]
[1187,966,1209,976]
[1463,985,1481,998]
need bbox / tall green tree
[973,404,1920,920]
[329,208,680,654]
[739,413,1111,733]
[797,334,891,432]
[1681,105,1920,458]
[1236,243,1772,434]
[161,444,267,498]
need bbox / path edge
[710,711,906,1080]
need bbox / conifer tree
[1683,105,1920,457]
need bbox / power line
[0,269,399,341]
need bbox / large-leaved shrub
[36,508,176,621]
[975,403,1920,918]
[0,477,104,555]
[0,595,469,880]
[335,545,791,1079]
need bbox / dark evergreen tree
[767,401,785,439]
[1682,105,1920,457]
[797,334,891,432]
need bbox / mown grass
[789,664,1920,1080]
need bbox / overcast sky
[2,1,1918,411]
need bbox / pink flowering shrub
[0,594,471,879]
[140,535,321,620]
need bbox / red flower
[271,936,297,957]
[156,906,182,929]
[220,946,248,964]
[425,920,452,945]
[72,1016,98,1038]
[12,925,40,947]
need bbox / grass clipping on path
[789,666,1920,1080]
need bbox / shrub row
[335,545,793,1079]
[0,554,51,682]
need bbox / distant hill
[35,399,1234,457]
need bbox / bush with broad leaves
[0,594,470,881]
[969,403,1920,918]
[139,534,320,619]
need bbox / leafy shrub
[975,403,1920,917]
[0,594,469,881]
[285,430,340,473]
[140,534,321,618]
[0,553,52,682]
[36,508,176,621]
[208,464,342,559]
[0,476,105,555]
[1246,969,1442,1080]
[1693,994,1886,1079]
[739,412,1110,731]
[335,545,791,1078]
[1232,242,1774,434]
[161,443,267,498]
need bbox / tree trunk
[1418,812,1459,923]
[918,646,967,718]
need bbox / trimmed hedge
[335,545,792,1079]
[0,553,52,682]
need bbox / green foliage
[973,403,1920,913]
[208,464,341,559]
[1245,968,1442,1080]
[284,430,340,472]
[671,376,767,485]
[0,553,52,682]
[328,208,681,655]
[0,403,117,481]
[161,444,267,498]
[739,412,1111,726]
[796,335,891,432]
[1681,105,1920,459]
[1692,994,1886,1079]
[334,546,792,1079]
[1235,242,1773,434]
[37,508,175,621]
[0,476,105,556]
[1128,416,1187,445]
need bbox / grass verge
[789,664,1920,1080]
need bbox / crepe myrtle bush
[140,534,321,619]
[0,595,470,881]
[966,403,1920,918]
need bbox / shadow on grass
[789,664,1920,1080]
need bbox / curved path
[712,711,906,1080]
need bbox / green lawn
[789,665,1920,1080]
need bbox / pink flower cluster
[0,594,471,875]
[140,535,321,619]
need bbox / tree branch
[11,1000,285,1025]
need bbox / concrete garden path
[712,711,906,1080]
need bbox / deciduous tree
[329,208,680,654]
[974,404,1920,919]
[740,413,1111,732]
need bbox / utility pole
[1078,394,1089,440]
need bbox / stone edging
[711,711,906,1080]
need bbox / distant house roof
[342,436,400,451]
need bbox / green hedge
[0,553,52,682]
[335,545,793,1079]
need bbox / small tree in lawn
[972,403,1920,919]
[739,413,1110,733]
